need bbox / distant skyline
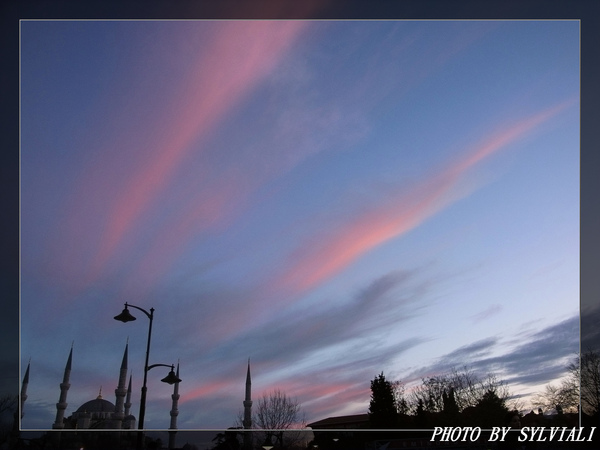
[20,19,579,429]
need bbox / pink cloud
[86,21,308,285]
[179,379,233,403]
[289,380,370,422]
[271,98,577,295]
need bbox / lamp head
[114,305,136,323]
[161,368,182,385]
[262,435,274,450]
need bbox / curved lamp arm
[148,363,174,371]
[126,302,154,320]
[148,363,181,385]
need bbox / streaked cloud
[406,315,579,389]
[270,99,576,296]
[19,21,579,430]
[52,21,310,295]
[470,304,503,323]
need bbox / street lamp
[114,303,181,450]
[262,434,274,450]
[149,363,181,385]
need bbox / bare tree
[578,349,600,416]
[0,395,17,418]
[253,390,306,448]
[0,395,17,449]
[391,379,409,415]
[409,375,446,413]
[408,367,510,413]
[532,380,579,414]
[532,350,600,415]
[255,389,305,429]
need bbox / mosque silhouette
[19,345,254,440]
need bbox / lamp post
[114,303,181,450]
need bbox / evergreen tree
[471,388,509,427]
[441,387,460,426]
[442,387,459,415]
[414,398,428,428]
[368,372,398,428]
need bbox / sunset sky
[20,20,579,429]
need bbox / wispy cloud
[406,315,579,389]
[174,269,430,407]
[53,22,310,294]
[269,99,576,296]
[470,304,503,323]
[19,20,579,430]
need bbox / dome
[75,397,115,413]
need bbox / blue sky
[20,19,579,429]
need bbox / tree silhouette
[253,389,306,448]
[532,382,578,414]
[391,379,409,415]
[414,398,428,428]
[578,349,600,416]
[211,428,242,450]
[409,367,511,413]
[368,372,398,428]
[0,395,17,449]
[470,388,509,427]
[442,387,459,415]
[533,349,600,415]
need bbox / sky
[20,19,580,430]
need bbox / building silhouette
[21,343,137,430]
[19,343,188,449]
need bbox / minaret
[123,374,136,429]
[53,345,73,429]
[243,359,253,450]
[20,360,30,420]
[112,342,129,428]
[124,374,133,417]
[243,359,252,429]
[168,363,180,450]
